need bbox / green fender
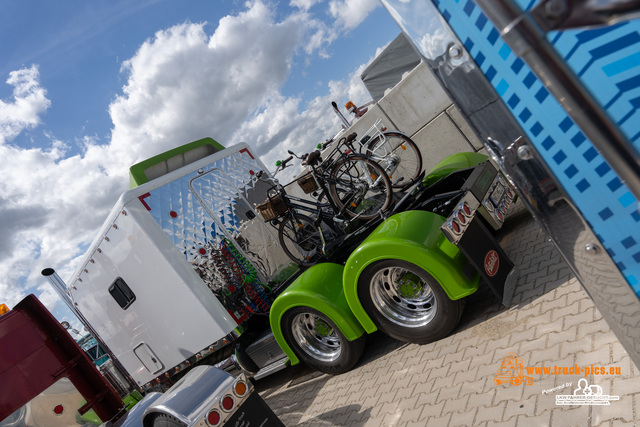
[343,210,481,334]
[423,152,488,187]
[269,263,366,365]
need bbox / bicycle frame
[321,138,391,202]
[268,163,348,234]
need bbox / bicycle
[326,118,423,190]
[255,138,394,266]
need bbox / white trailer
[65,142,293,390]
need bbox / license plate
[490,183,505,205]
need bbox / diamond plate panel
[144,148,293,322]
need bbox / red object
[228,307,248,324]
[0,295,124,423]
[221,395,234,411]
[239,148,255,159]
[199,248,207,255]
[139,193,151,211]
[207,410,221,425]
[53,404,64,415]
[170,211,178,218]
[484,250,500,277]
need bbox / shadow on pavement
[296,404,372,426]
[455,207,573,335]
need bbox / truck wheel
[358,260,462,344]
[281,306,365,374]
[150,413,187,427]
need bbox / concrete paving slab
[256,210,640,426]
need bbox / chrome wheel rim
[291,312,341,362]
[369,266,437,327]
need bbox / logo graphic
[555,379,620,405]
[494,353,535,386]
[484,250,499,277]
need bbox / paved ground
[255,206,640,426]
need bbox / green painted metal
[79,390,143,425]
[423,152,488,187]
[343,210,481,333]
[128,137,225,188]
[269,263,366,365]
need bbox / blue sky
[2,0,397,149]
[0,0,401,326]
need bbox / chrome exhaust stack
[41,268,77,315]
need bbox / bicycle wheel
[328,154,393,221]
[367,131,422,189]
[278,213,323,267]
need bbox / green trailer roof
[128,137,225,188]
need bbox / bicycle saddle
[346,132,358,143]
[302,150,322,166]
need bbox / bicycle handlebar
[275,155,294,168]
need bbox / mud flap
[225,392,285,426]
[457,217,518,307]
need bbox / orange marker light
[234,381,247,396]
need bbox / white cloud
[0,65,51,145]
[290,0,321,11]
[328,0,380,30]
[108,1,305,170]
[0,0,378,321]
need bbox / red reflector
[221,395,234,411]
[53,405,64,415]
[170,211,178,218]
[462,202,472,216]
[249,170,255,175]
[451,220,461,233]
[199,248,207,255]
[345,149,352,154]
[207,410,221,425]
[457,211,466,224]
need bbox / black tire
[278,213,322,267]
[357,259,462,344]
[367,131,422,189]
[151,413,187,427]
[328,155,393,220]
[281,306,366,374]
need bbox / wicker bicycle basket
[256,194,287,221]
[297,172,319,194]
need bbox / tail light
[221,395,235,412]
[234,380,248,397]
[204,374,252,426]
[456,210,467,225]
[447,218,462,234]
[207,410,221,426]
[459,201,472,217]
